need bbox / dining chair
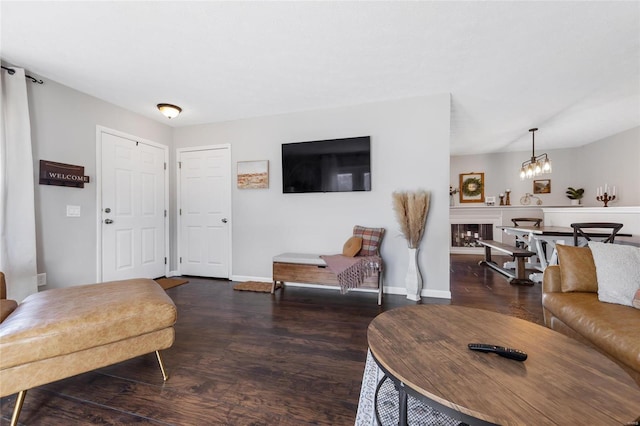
[511,218,542,227]
[570,222,624,246]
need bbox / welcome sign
[39,160,90,188]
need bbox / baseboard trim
[383,285,451,299]
[285,282,378,293]
[231,275,451,299]
[423,289,452,299]
[231,275,271,283]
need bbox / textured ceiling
[1,1,638,155]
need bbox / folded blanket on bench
[320,255,381,293]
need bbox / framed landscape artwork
[237,160,269,189]
[459,172,485,203]
[533,179,551,194]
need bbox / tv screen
[282,136,371,193]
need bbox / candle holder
[596,192,616,207]
[505,190,511,206]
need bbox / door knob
[221,218,228,223]
[104,219,114,224]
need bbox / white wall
[21,74,635,297]
[451,126,640,208]
[175,95,452,298]
[22,72,635,298]
[26,78,173,289]
[579,126,640,207]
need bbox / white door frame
[95,125,170,282]
[176,144,232,278]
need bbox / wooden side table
[368,305,640,425]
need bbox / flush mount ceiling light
[157,103,182,119]
[519,128,552,180]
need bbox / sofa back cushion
[556,244,598,293]
[0,300,18,323]
[633,289,640,310]
[0,272,18,323]
[0,272,6,299]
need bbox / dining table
[497,225,634,283]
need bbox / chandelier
[519,128,551,179]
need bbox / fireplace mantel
[450,206,545,253]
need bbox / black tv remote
[468,343,528,361]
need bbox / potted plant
[566,187,584,205]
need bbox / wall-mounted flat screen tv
[282,136,371,193]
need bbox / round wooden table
[367,305,640,425]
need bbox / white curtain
[0,68,38,302]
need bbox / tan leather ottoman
[0,278,177,425]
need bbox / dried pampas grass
[392,190,431,248]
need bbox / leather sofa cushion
[0,271,7,299]
[0,299,18,323]
[542,291,640,374]
[0,271,18,323]
[556,244,597,293]
[0,279,177,370]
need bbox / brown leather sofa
[542,246,640,386]
[0,273,18,322]
[0,274,177,425]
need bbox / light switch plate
[66,205,81,217]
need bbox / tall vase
[405,247,423,301]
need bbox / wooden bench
[478,240,536,286]
[272,253,383,305]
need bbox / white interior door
[178,146,231,278]
[101,132,166,281]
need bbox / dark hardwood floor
[1,254,542,425]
